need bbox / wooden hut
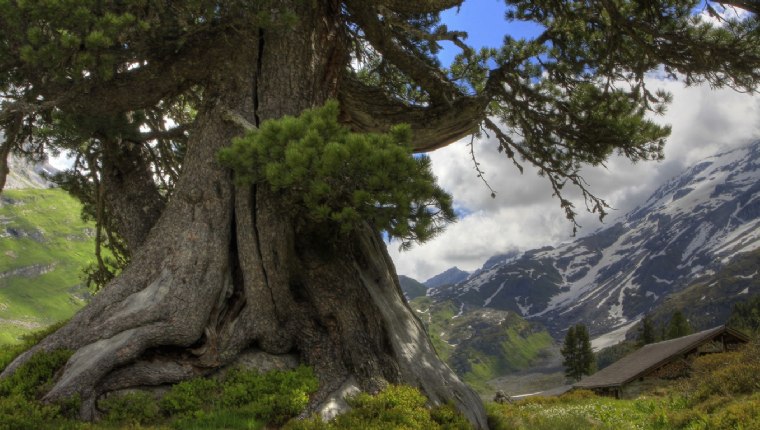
[574,325,749,398]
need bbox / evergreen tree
[562,324,595,381]
[638,314,657,346]
[561,325,578,380]
[728,294,760,335]
[667,310,692,339]
[0,1,758,426]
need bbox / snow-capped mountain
[430,140,760,337]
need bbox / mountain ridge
[429,140,760,339]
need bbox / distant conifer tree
[562,323,595,381]
[728,295,760,335]
[638,314,657,346]
[667,310,692,339]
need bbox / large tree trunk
[1,2,487,428]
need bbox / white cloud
[390,80,760,281]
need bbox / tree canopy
[638,314,657,346]
[1,1,758,240]
[667,310,692,339]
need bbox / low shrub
[0,320,68,372]
[284,385,472,430]
[0,348,72,399]
[705,395,760,429]
[220,365,318,425]
[0,394,64,430]
[0,348,82,430]
[683,339,760,404]
[99,390,161,425]
[160,377,220,417]
[170,409,263,429]
[558,389,596,401]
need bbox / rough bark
[0,1,488,428]
[101,139,166,251]
[0,135,10,193]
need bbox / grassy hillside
[399,275,428,299]
[0,188,94,344]
[410,296,556,393]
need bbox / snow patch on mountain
[591,318,641,351]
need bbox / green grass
[488,391,760,430]
[0,188,95,344]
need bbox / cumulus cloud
[390,80,760,281]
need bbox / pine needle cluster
[218,101,456,249]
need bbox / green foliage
[284,385,471,430]
[705,395,760,430]
[0,394,66,430]
[728,294,760,335]
[638,314,657,346]
[561,324,595,381]
[685,339,760,403]
[99,391,161,425]
[154,365,318,427]
[219,365,318,424]
[0,1,284,87]
[171,409,263,430]
[0,319,67,371]
[666,310,692,340]
[218,101,455,249]
[0,348,72,399]
[159,377,220,417]
[486,392,760,430]
[0,363,319,430]
[0,348,77,430]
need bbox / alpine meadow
[1,1,759,428]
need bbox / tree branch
[32,29,238,117]
[339,75,487,152]
[345,0,461,104]
[368,0,463,15]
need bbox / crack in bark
[219,206,247,329]
[250,184,279,321]
[253,29,265,128]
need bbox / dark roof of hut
[574,325,749,389]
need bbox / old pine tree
[1,1,758,427]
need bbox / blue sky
[437,0,543,66]
[390,2,760,281]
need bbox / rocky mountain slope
[646,247,759,332]
[4,155,58,190]
[424,267,470,288]
[430,140,760,338]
